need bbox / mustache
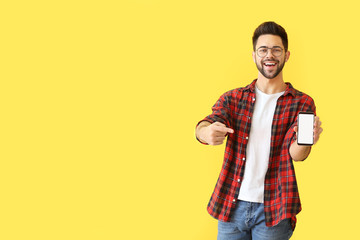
[261,59,279,64]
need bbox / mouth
[263,62,277,69]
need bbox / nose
[265,49,275,58]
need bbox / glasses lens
[257,48,268,57]
[272,48,283,57]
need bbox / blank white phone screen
[298,114,314,145]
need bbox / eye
[258,48,267,53]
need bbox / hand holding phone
[297,112,315,145]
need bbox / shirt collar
[284,82,296,97]
[244,79,296,97]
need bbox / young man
[195,22,323,240]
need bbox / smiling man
[195,22,323,240]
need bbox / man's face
[252,34,290,79]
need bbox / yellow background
[0,0,359,239]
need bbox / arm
[289,142,311,162]
[195,91,235,145]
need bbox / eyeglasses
[256,47,283,58]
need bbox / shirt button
[242,157,246,160]
[252,98,255,101]
[237,179,240,182]
[245,136,249,140]
[233,199,236,202]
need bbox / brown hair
[252,21,288,52]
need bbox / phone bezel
[297,111,315,146]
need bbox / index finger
[213,125,234,134]
[314,116,322,127]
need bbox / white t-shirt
[238,85,285,203]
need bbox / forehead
[255,34,284,48]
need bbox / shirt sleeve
[195,91,233,144]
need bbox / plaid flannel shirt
[197,79,316,230]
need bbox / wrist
[290,141,311,161]
[196,125,208,144]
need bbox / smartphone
[297,112,315,145]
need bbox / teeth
[265,63,276,66]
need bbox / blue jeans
[217,200,293,240]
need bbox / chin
[266,75,278,79]
[261,71,279,80]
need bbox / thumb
[213,121,226,127]
[293,126,298,133]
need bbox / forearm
[289,141,311,161]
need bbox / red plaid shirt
[197,79,316,230]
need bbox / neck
[256,72,287,94]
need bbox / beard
[256,58,285,79]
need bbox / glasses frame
[256,46,284,58]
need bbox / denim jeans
[217,200,293,240]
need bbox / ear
[252,51,256,63]
[285,50,290,62]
